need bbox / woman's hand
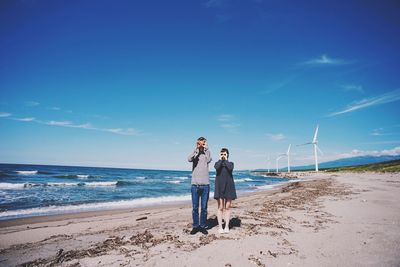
[203,141,208,150]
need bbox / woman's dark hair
[220,148,229,157]
[197,137,206,141]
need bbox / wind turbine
[279,144,292,172]
[266,155,270,173]
[276,155,284,173]
[298,125,323,172]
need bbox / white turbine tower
[276,155,284,173]
[286,144,292,173]
[298,125,323,172]
[279,144,292,173]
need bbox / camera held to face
[197,140,207,150]
[220,152,228,161]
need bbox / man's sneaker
[224,227,230,234]
[199,228,208,235]
[190,227,199,235]
[218,228,225,234]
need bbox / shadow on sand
[206,215,241,230]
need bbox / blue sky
[0,0,399,170]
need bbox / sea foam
[0,194,191,220]
[166,180,182,184]
[235,178,254,182]
[16,170,38,175]
[81,181,117,187]
[0,183,26,189]
[0,181,118,189]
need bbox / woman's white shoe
[218,228,225,234]
[224,227,230,233]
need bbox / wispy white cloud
[72,123,94,130]
[0,114,141,136]
[260,75,298,95]
[48,106,106,119]
[47,120,72,126]
[217,114,235,122]
[47,106,73,113]
[203,0,232,23]
[104,128,140,136]
[217,114,240,132]
[337,146,400,158]
[90,114,109,119]
[45,121,141,136]
[342,84,364,93]
[328,89,400,117]
[302,54,352,66]
[362,140,400,145]
[25,101,40,107]
[221,123,240,130]
[0,112,11,117]
[204,0,227,8]
[46,120,92,129]
[371,126,400,136]
[371,127,395,136]
[266,133,286,141]
[371,128,385,136]
[44,120,140,135]
[14,117,35,122]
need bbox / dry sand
[0,172,399,267]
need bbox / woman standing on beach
[214,148,237,234]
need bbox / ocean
[0,163,296,220]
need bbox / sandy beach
[1,171,399,267]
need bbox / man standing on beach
[188,137,212,235]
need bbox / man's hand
[196,140,207,151]
[196,141,201,149]
[220,151,227,161]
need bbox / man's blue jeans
[191,184,210,229]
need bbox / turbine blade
[313,125,319,143]
[316,145,324,155]
[297,142,312,146]
[287,144,291,155]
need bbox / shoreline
[0,176,299,226]
[0,181,289,228]
[1,171,399,266]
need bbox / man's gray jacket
[188,148,212,185]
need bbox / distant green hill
[324,159,400,173]
[254,155,400,173]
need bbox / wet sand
[0,172,399,266]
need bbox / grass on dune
[324,159,400,173]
